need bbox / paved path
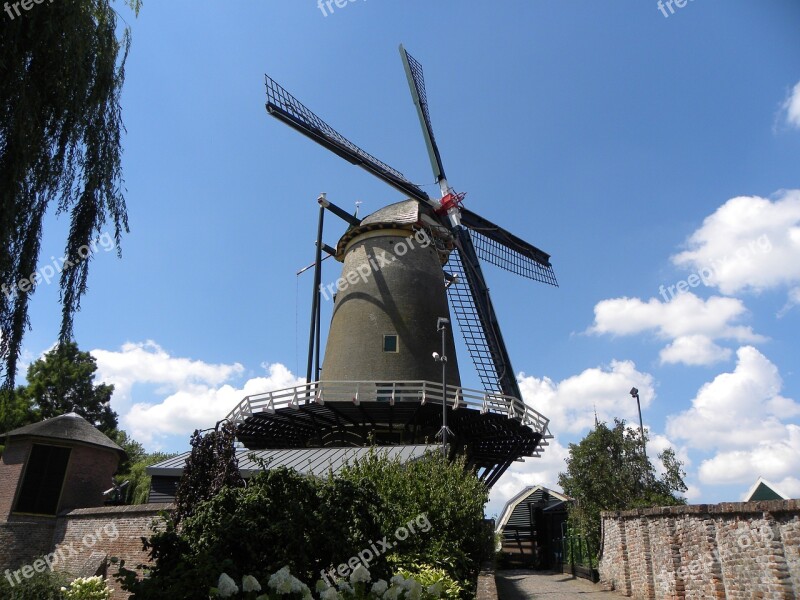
[496,569,626,600]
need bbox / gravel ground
[495,569,627,600]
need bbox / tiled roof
[146,444,435,478]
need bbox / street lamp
[433,317,452,458]
[629,387,646,456]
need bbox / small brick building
[1,412,125,519]
[0,413,126,574]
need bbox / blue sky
[17,1,800,517]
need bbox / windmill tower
[228,46,557,485]
[321,199,461,386]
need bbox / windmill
[228,45,558,486]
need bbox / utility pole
[434,317,451,458]
[630,387,646,456]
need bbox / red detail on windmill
[435,191,466,216]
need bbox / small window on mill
[383,334,399,353]
[14,444,71,515]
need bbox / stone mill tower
[321,199,460,386]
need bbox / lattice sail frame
[471,230,558,285]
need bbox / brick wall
[599,499,800,599]
[0,515,57,571]
[0,504,172,600]
[0,438,31,518]
[58,445,120,513]
[476,563,498,600]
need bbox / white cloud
[667,347,800,487]
[90,341,303,447]
[777,287,800,318]
[699,427,800,486]
[671,190,800,296]
[684,484,703,502]
[519,360,655,435]
[784,81,800,128]
[659,335,732,366]
[774,477,800,499]
[92,340,245,406]
[590,293,763,346]
[122,364,302,447]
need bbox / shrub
[62,576,114,600]
[118,448,490,599]
[338,450,490,584]
[395,566,462,600]
[0,570,69,600]
[118,467,386,599]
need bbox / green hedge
[118,450,490,599]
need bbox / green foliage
[17,342,117,434]
[120,451,178,504]
[0,386,38,434]
[116,449,489,599]
[62,576,113,600]
[111,429,146,470]
[338,451,491,585]
[173,422,244,523]
[557,418,687,552]
[396,566,463,600]
[0,569,69,599]
[117,468,385,599]
[0,0,141,388]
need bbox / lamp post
[629,387,646,456]
[434,317,451,458]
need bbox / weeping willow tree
[0,0,141,387]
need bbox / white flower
[401,578,418,592]
[337,580,354,594]
[321,586,342,600]
[269,566,295,594]
[371,579,389,595]
[390,575,405,586]
[350,564,371,584]
[217,573,239,598]
[406,581,422,600]
[383,585,403,600]
[243,575,262,592]
[426,582,443,598]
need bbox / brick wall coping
[58,503,174,518]
[601,498,799,519]
[475,562,498,600]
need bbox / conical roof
[2,412,125,456]
[359,199,421,227]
